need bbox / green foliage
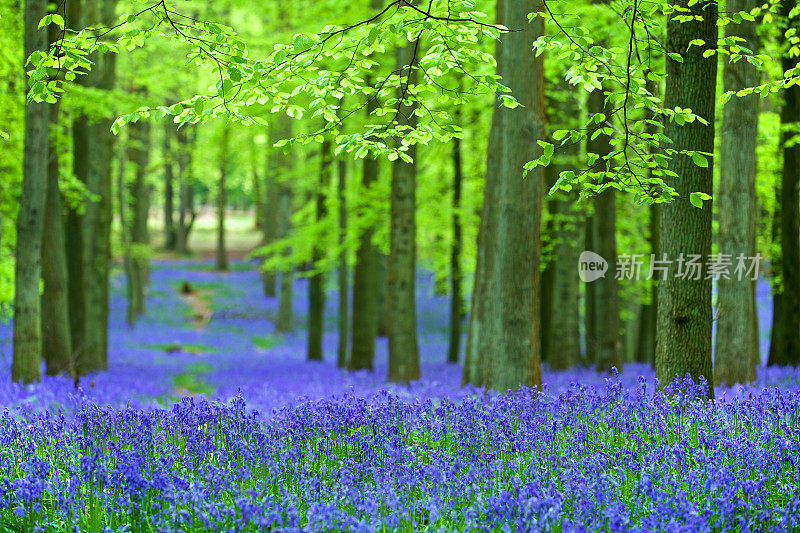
[30,0,512,162]
[0,0,23,316]
[529,0,783,206]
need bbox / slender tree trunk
[12,0,49,384]
[308,138,331,361]
[163,121,176,250]
[216,126,229,271]
[656,0,718,397]
[275,184,294,332]
[540,228,553,363]
[463,0,545,391]
[715,0,759,384]
[125,119,151,324]
[175,126,195,255]
[375,253,388,337]
[337,155,349,368]
[252,147,263,230]
[636,204,658,364]
[545,86,582,370]
[584,215,596,365]
[42,101,72,376]
[260,131,279,297]
[635,78,660,366]
[768,0,800,368]
[348,95,381,371]
[65,0,86,366]
[447,108,464,364]
[86,0,117,369]
[587,89,622,373]
[388,38,420,382]
[271,118,294,332]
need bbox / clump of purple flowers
[0,377,798,531]
[0,260,797,530]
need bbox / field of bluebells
[0,260,798,531]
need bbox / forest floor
[0,253,795,415]
[0,254,799,530]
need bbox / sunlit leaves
[28,0,513,163]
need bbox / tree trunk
[260,131,279,297]
[462,0,544,391]
[447,108,464,364]
[12,0,49,384]
[337,155,349,368]
[375,253,388,337]
[275,184,294,332]
[768,0,800,368]
[587,89,622,373]
[163,121,176,250]
[308,138,331,361]
[546,189,582,369]
[542,80,582,370]
[636,204,658,364]
[65,0,86,366]
[272,119,294,332]
[584,215,596,365]
[42,102,72,376]
[656,0,717,397]
[175,126,195,255]
[388,38,420,382]
[348,92,381,372]
[85,0,116,369]
[714,0,759,384]
[635,78,660,366]
[252,147,263,230]
[216,126,229,271]
[125,119,151,325]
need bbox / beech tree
[768,0,800,368]
[12,0,49,384]
[463,0,545,391]
[715,0,759,385]
[655,0,718,397]
[387,34,420,383]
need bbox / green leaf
[691,152,708,167]
[689,191,712,208]
[668,52,683,63]
[537,140,554,159]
